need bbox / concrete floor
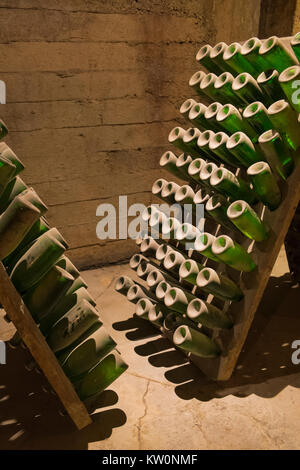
[0,247,300,450]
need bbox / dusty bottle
[223,42,256,76]
[160,181,180,205]
[258,129,294,179]
[187,298,232,329]
[194,232,220,262]
[232,73,264,105]
[179,259,204,285]
[173,325,220,357]
[56,256,80,280]
[140,236,162,258]
[0,176,27,214]
[148,303,168,327]
[240,37,265,77]
[0,142,25,177]
[129,253,148,271]
[163,249,186,276]
[209,132,239,167]
[226,132,263,166]
[10,228,67,293]
[257,70,285,105]
[278,65,300,113]
[189,71,206,96]
[23,266,74,322]
[66,276,88,295]
[259,36,297,73]
[193,188,211,206]
[127,283,156,304]
[247,161,281,211]
[161,217,181,240]
[155,280,171,302]
[212,234,257,272]
[135,297,156,320]
[243,102,273,136]
[164,286,196,314]
[156,243,173,263]
[216,104,257,141]
[196,267,243,301]
[168,127,190,154]
[75,351,128,402]
[196,44,221,73]
[152,178,168,200]
[0,155,17,195]
[39,286,96,336]
[214,72,241,106]
[210,167,255,204]
[188,103,208,131]
[291,32,300,62]
[115,276,137,297]
[227,200,269,241]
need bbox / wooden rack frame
[0,262,92,430]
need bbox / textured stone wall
[0,0,261,268]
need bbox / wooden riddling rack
[124,35,300,381]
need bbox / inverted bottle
[227,200,269,242]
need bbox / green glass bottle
[194,232,220,262]
[182,128,202,158]
[10,228,67,293]
[197,131,218,162]
[240,37,265,77]
[179,259,203,285]
[243,101,273,135]
[257,69,285,105]
[258,129,294,179]
[210,167,255,204]
[141,236,162,257]
[232,73,264,105]
[129,253,148,271]
[0,155,17,195]
[160,151,183,180]
[163,249,186,276]
[188,103,208,131]
[278,65,300,113]
[188,158,208,184]
[76,351,128,402]
[204,102,224,132]
[223,42,256,76]
[39,286,96,336]
[216,104,257,140]
[0,193,41,260]
[60,323,116,381]
[163,311,195,332]
[268,99,300,150]
[212,234,257,272]
[189,71,206,96]
[173,325,220,358]
[0,120,8,141]
[155,280,171,302]
[175,184,195,205]
[146,269,165,290]
[18,187,48,216]
[199,161,218,188]
[135,297,155,319]
[23,266,74,322]
[227,200,269,241]
[259,36,297,73]
[209,132,240,167]
[196,44,221,73]
[66,276,88,295]
[168,127,190,154]
[160,181,180,205]
[214,72,242,106]
[0,142,25,176]
[193,188,211,206]
[176,222,200,247]
[291,32,300,62]
[176,153,193,181]
[196,267,243,301]
[161,217,181,240]
[247,161,281,211]
[187,298,233,329]
[226,132,263,166]
[0,176,27,214]
[205,195,236,231]
[180,98,198,120]
[164,286,195,314]
[210,42,232,73]
[56,256,80,280]
[127,283,155,304]
[199,73,221,102]
[152,178,168,201]
[47,299,100,353]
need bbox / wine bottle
[210,42,231,73]
[216,104,257,140]
[210,167,255,203]
[182,128,202,158]
[0,155,17,195]
[212,234,256,271]
[194,232,220,262]
[127,283,155,304]
[226,131,263,166]
[199,73,221,102]
[187,298,233,329]
[197,130,218,162]
[196,267,243,301]
[232,73,264,105]
[0,142,24,176]
[175,184,195,205]
[267,99,300,151]
[196,44,219,72]
[160,151,183,180]
[290,32,300,61]
[199,161,218,188]
[278,65,300,113]
[258,129,294,179]
[176,153,193,181]
[240,37,265,77]
[0,120,8,141]
[164,286,195,314]
[56,256,80,280]
[152,178,168,200]
[223,42,256,75]
[243,101,273,135]
[135,297,156,319]
[163,249,186,276]
[247,161,281,211]
[209,131,239,167]
[188,103,208,131]
[168,127,190,154]
[257,69,285,104]
[188,158,207,183]
[173,325,220,357]
[214,72,241,106]
[259,36,297,72]
[148,303,168,327]
[204,102,223,132]
[227,200,269,241]
[189,71,206,96]
[0,176,27,214]
[205,195,235,231]
[155,280,171,301]
[160,181,180,205]
[179,259,203,285]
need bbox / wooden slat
[0,263,92,430]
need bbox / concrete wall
[0,0,261,269]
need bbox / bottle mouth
[206,195,221,211]
[175,185,195,202]
[227,200,248,219]
[247,161,270,176]
[177,153,192,168]
[291,32,300,46]
[197,267,219,287]
[148,305,163,323]
[173,325,191,345]
[260,36,277,54]
[156,280,170,299]
[164,251,178,270]
[136,298,153,317]
[258,128,279,143]
[210,41,227,59]
[187,299,207,319]
[194,188,210,205]
[189,103,207,120]
[115,276,129,291]
[227,131,249,149]
[205,102,222,120]
[210,167,226,186]
[127,284,141,301]
[180,98,197,115]
[168,126,185,143]
[200,73,216,90]
[179,259,199,279]
[196,44,212,62]
[200,162,218,181]
[161,181,178,198]
[268,99,288,115]
[209,131,228,150]
[223,42,240,60]
[194,232,214,251]
[152,178,167,195]
[142,205,154,222]
[232,73,252,91]
[164,287,180,307]
[257,69,278,84]
[215,72,233,88]
[147,269,163,287]
[198,130,214,147]
[156,244,171,261]
[160,151,176,167]
[183,127,201,143]
[129,254,144,270]
[189,70,206,87]
[216,104,236,122]
[241,37,261,55]
[212,235,234,254]
[140,236,157,253]
[279,65,300,83]
[176,223,198,241]
[243,101,264,118]
[188,158,206,176]
[161,217,180,236]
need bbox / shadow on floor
[113,273,300,402]
[0,344,126,450]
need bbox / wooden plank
[0,262,92,430]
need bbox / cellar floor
[1,246,300,450]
